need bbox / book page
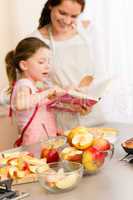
[68,79,113,101]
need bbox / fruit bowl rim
[40,136,67,147]
[36,160,84,176]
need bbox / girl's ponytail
[5,50,17,93]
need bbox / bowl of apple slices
[36,161,83,193]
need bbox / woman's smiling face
[50,0,82,34]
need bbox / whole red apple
[41,148,59,163]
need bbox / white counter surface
[13,123,133,200]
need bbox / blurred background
[0,0,133,149]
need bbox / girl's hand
[48,86,66,99]
[54,85,66,96]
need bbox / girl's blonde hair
[5,37,49,93]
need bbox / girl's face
[50,0,82,34]
[21,47,52,82]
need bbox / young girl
[5,37,63,146]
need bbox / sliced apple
[2,151,30,158]
[67,127,94,150]
[17,158,29,171]
[8,166,17,178]
[15,169,26,178]
[61,147,83,162]
[29,165,38,173]
[37,165,51,174]
[7,157,18,166]
[72,133,94,150]
[55,173,79,189]
[56,168,65,179]
[24,156,46,165]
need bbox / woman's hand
[68,104,92,115]
[79,105,92,116]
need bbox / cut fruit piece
[26,157,47,165]
[55,173,79,189]
[61,147,82,155]
[36,164,49,173]
[88,127,118,144]
[72,133,94,150]
[15,170,26,178]
[29,165,38,173]
[17,158,29,171]
[7,157,18,166]
[67,127,94,150]
[2,151,29,158]
[61,146,83,162]
[8,166,17,178]
[56,168,65,179]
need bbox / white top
[30,23,106,85]
[29,23,106,129]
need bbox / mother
[30,0,106,130]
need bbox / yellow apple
[82,147,106,173]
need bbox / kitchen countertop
[13,122,133,200]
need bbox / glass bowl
[83,144,114,175]
[41,136,67,150]
[36,161,83,193]
[60,144,114,175]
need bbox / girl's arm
[14,86,64,111]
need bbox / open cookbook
[46,77,113,113]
